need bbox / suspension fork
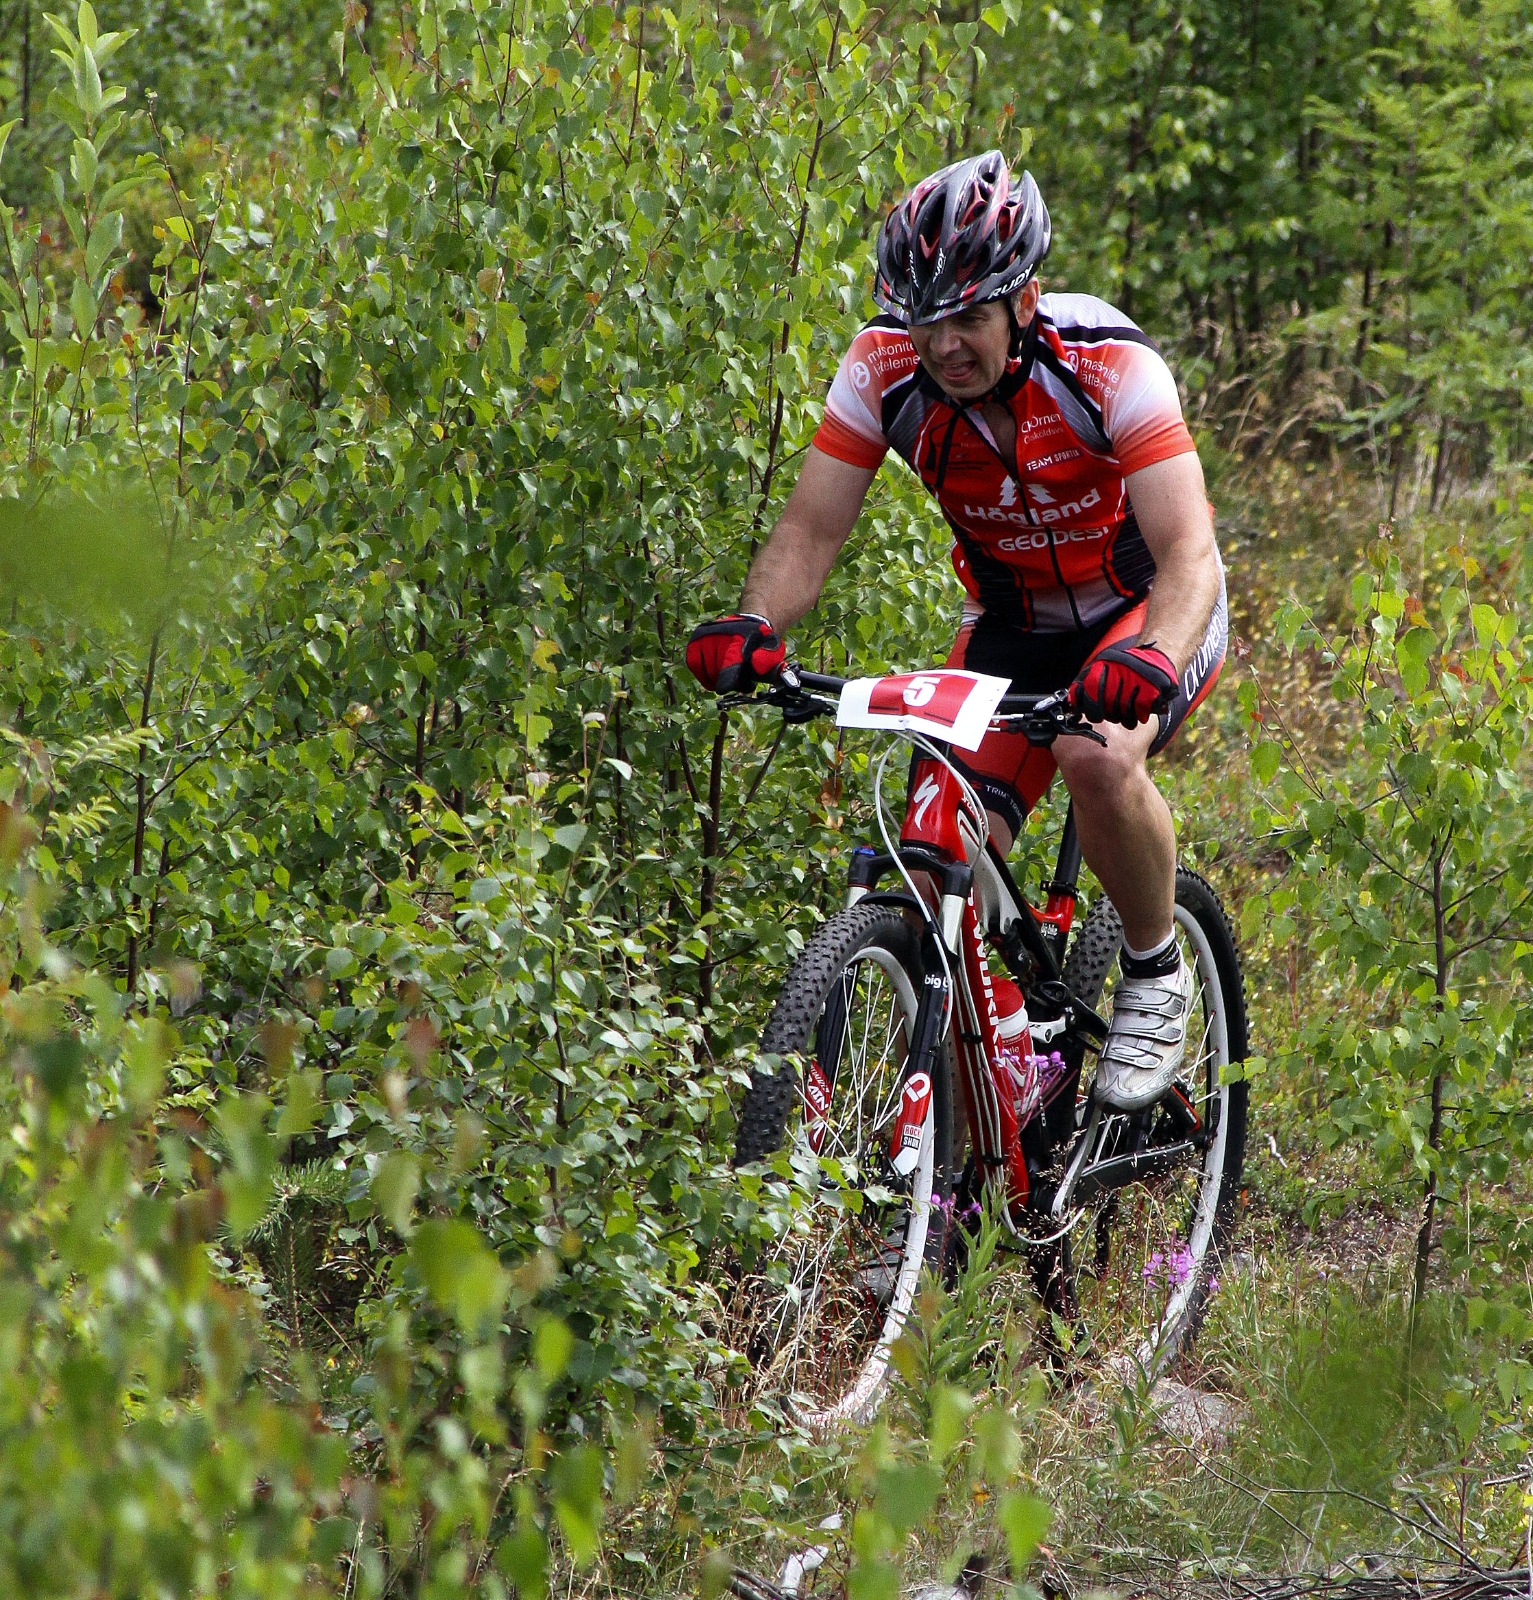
[907,922,953,1097]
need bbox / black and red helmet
[873,151,1051,327]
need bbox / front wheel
[1053,866,1250,1379]
[730,902,954,1429]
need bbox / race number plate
[836,669,1011,752]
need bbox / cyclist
[685,151,1226,1114]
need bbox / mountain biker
[685,151,1226,1114]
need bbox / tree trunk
[20,1,30,126]
[1413,1067,1445,1311]
[697,712,728,1056]
[124,629,162,1001]
[1412,846,1450,1315]
[1429,414,1451,511]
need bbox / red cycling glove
[685,613,787,693]
[1069,640,1179,728]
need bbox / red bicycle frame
[846,743,1090,1227]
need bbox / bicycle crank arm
[1062,1140,1199,1209]
[1029,978,1108,1043]
[1050,1099,1102,1218]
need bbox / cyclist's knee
[1054,719,1156,800]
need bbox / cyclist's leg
[1054,585,1228,1109]
[1051,582,1228,948]
[1053,711,1167,942]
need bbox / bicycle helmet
[873,151,1051,327]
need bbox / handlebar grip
[789,668,849,694]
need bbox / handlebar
[722,664,1108,747]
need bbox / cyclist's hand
[1069,640,1178,727]
[685,613,787,693]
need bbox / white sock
[1121,929,1178,978]
[1123,930,1176,964]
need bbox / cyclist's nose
[927,320,962,358]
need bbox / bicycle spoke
[737,938,929,1423]
[1056,895,1241,1382]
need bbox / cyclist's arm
[1124,450,1221,672]
[739,446,879,631]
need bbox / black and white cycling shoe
[1093,955,1194,1111]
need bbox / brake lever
[772,687,823,724]
[716,681,828,724]
[1056,719,1109,747]
[993,708,1110,748]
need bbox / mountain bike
[724,663,1249,1430]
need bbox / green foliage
[0,0,1530,1587]
[0,0,987,1589]
[1210,1282,1533,1565]
[846,1372,1052,1600]
[964,0,1533,470]
[1243,539,1533,1294]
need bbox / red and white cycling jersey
[812,293,1199,630]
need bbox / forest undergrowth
[1,0,1533,1594]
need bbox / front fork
[907,927,954,1119]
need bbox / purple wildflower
[1142,1240,1197,1288]
[1168,1243,1195,1286]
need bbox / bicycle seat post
[1050,802,1083,900]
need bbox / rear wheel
[731,902,954,1429]
[1049,867,1249,1378]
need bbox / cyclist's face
[910,282,1039,399]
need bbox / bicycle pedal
[1159,1082,1202,1136]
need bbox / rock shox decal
[889,1071,933,1177]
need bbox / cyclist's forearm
[736,446,878,633]
[739,514,850,632]
[1126,451,1220,673]
[1140,538,1221,672]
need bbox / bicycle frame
[838,728,1109,1239]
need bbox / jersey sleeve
[810,322,918,470]
[1038,294,1196,475]
[1101,341,1196,475]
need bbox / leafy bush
[1243,536,1533,1299]
[0,0,989,1589]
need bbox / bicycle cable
[868,729,993,1040]
[1002,1206,1087,1249]
[872,739,957,1034]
